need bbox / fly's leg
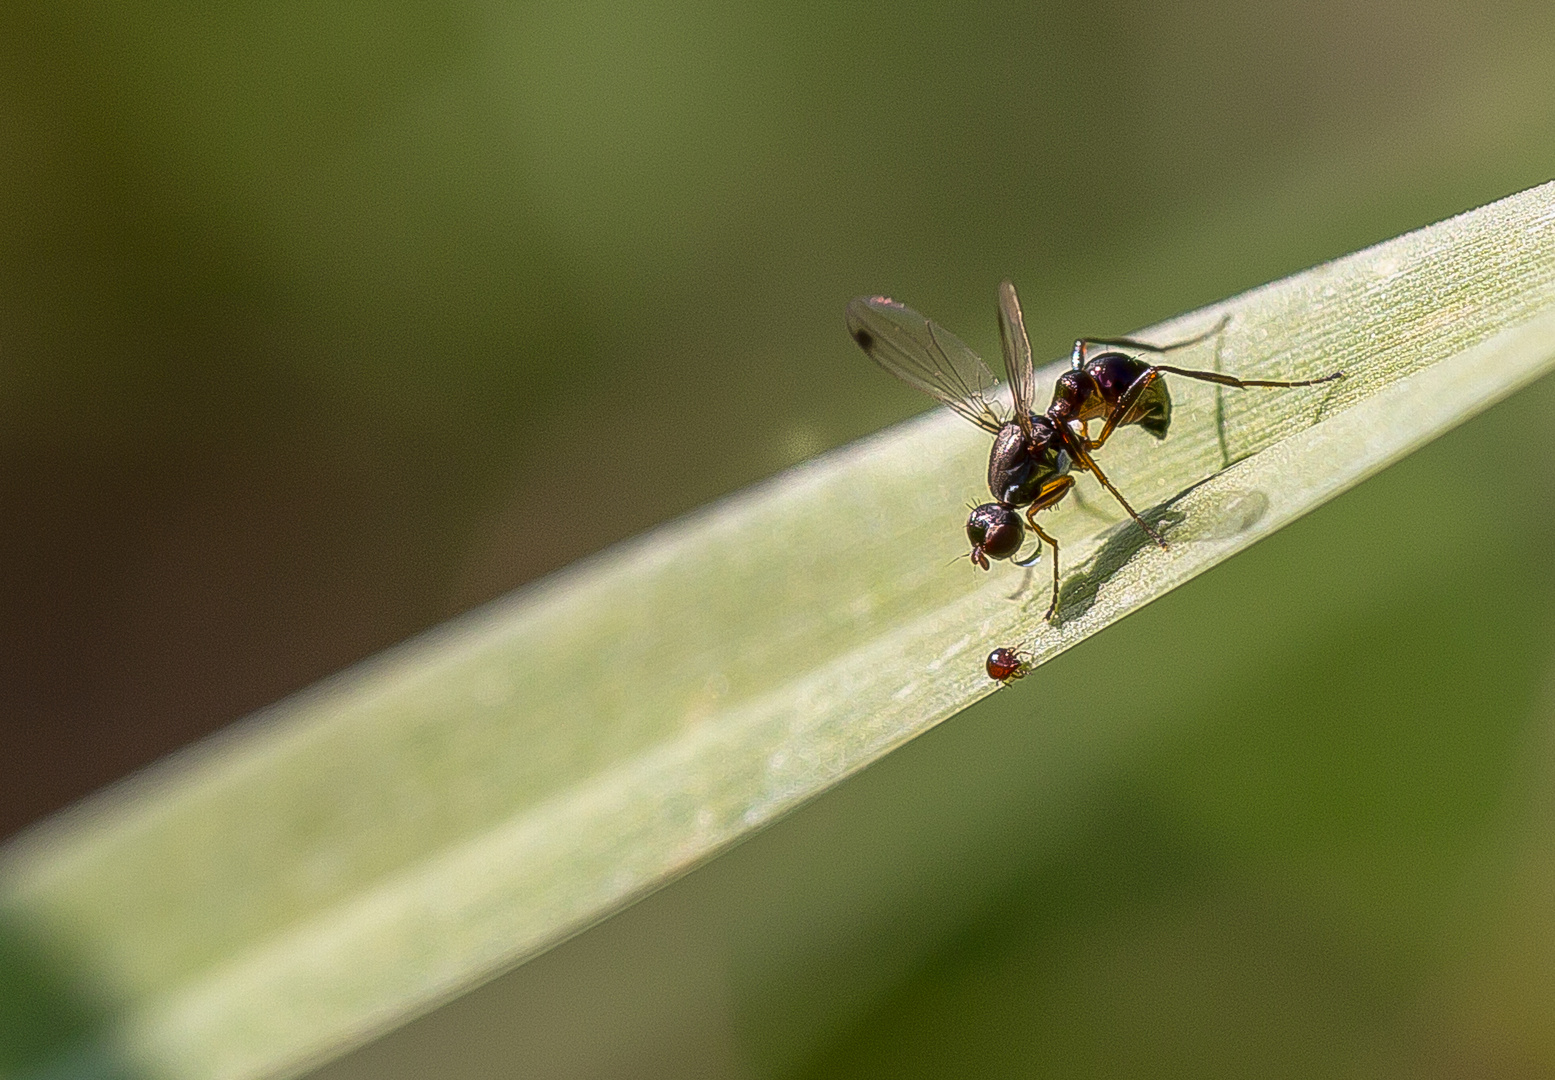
[1153,363,1345,391]
[1012,475,1074,621]
[1089,363,1344,453]
[1071,313,1231,368]
[1013,476,1074,567]
[1067,443,1167,548]
[1027,520,1062,621]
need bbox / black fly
[847,282,1342,621]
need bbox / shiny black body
[987,417,1069,506]
[1049,353,1172,439]
[848,282,1342,623]
[969,414,1073,573]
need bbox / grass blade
[6,182,1555,1080]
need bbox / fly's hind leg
[1089,361,1344,453]
[1071,313,1231,368]
[1152,363,1344,391]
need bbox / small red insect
[986,645,1032,685]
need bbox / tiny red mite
[986,646,1031,684]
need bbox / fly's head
[966,502,1024,570]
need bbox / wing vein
[847,295,1006,434]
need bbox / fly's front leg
[1015,475,1074,622]
[1014,475,1074,565]
[1025,474,1074,517]
[1025,519,1062,622]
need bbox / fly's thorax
[987,422,1032,505]
[987,417,1068,506]
[1034,415,1073,478]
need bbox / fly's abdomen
[1130,380,1172,439]
[1088,352,1173,439]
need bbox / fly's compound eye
[966,502,1023,566]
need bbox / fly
[847,281,1343,621]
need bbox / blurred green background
[5,0,1555,1075]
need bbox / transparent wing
[996,279,1036,437]
[846,295,1006,434]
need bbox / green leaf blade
[6,182,1555,1080]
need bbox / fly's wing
[995,279,1036,438]
[846,295,1005,434]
